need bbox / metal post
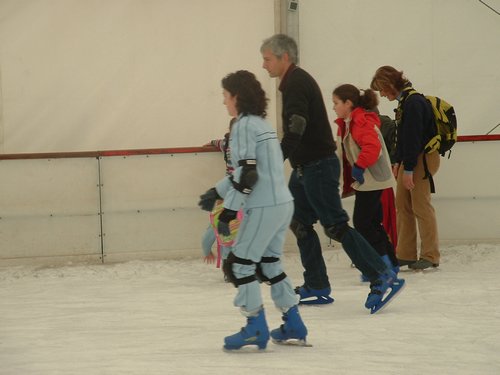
[97,156,105,263]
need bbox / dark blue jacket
[395,86,435,171]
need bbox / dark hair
[221,70,268,118]
[370,66,409,93]
[333,84,378,110]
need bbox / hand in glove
[198,188,221,211]
[352,164,365,185]
[217,209,238,236]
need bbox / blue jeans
[289,155,387,287]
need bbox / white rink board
[0,158,102,263]
[0,140,499,265]
[98,153,226,262]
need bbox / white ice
[1,243,500,375]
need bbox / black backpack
[379,114,397,164]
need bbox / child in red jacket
[333,84,399,277]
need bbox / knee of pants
[232,262,256,278]
[259,260,283,280]
[324,222,350,242]
[290,219,313,240]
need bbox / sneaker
[409,259,439,270]
[270,305,308,344]
[223,309,269,350]
[295,285,334,305]
[397,258,417,267]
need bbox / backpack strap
[394,87,418,125]
[422,154,436,194]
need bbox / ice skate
[223,309,270,351]
[295,285,334,305]
[382,254,400,275]
[271,305,310,347]
[365,270,405,314]
[360,255,399,282]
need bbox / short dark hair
[221,70,268,118]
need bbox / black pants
[353,190,397,267]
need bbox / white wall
[0,0,277,153]
[0,0,499,265]
[299,0,500,135]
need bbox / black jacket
[279,65,336,168]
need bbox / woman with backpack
[370,66,440,270]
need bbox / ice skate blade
[223,344,270,353]
[272,338,312,347]
[298,296,334,305]
[370,279,406,314]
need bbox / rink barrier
[0,135,499,265]
[0,146,216,160]
[0,134,499,161]
[1,134,499,161]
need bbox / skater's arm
[220,117,257,211]
[203,253,215,264]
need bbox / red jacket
[335,107,381,169]
[335,107,385,198]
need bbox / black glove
[217,209,238,236]
[198,188,221,211]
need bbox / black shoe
[409,259,439,270]
[397,258,417,267]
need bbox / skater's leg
[354,190,399,278]
[323,222,387,281]
[290,155,349,289]
[230,205,302,312]
[223,208,273,350]
[256,203,299,311]
[257,203,307,343]
[353,190,389,258]
[411,152,440,266]
[289,170,330,290]
[395,165,418,263]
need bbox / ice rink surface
[1,243,499,375]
